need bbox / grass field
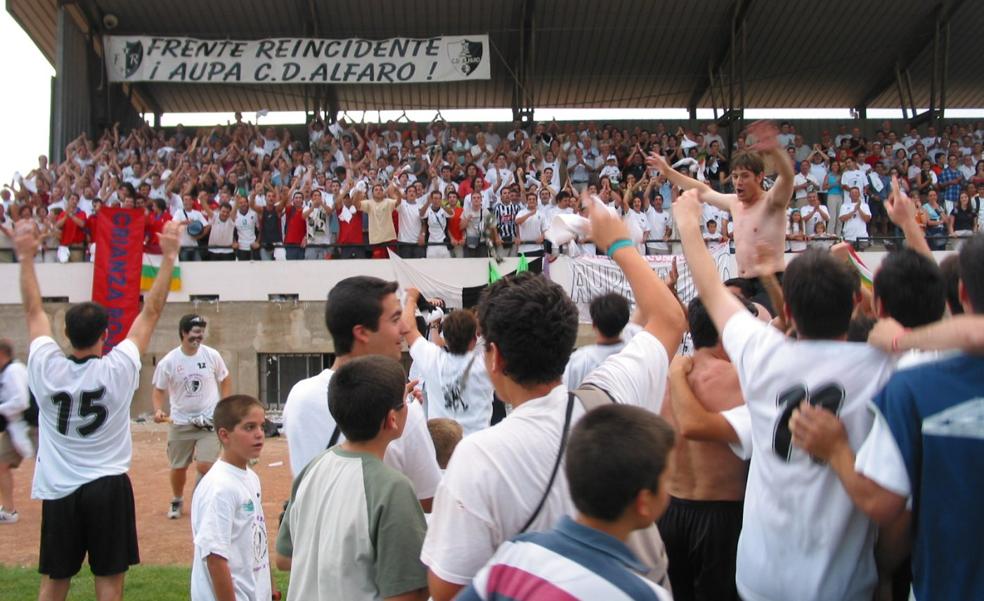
[0,565,291,600]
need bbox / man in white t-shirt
[152,314,232,520]
[231,195,259,261]
[515,192,547,256]
[172,195,208,262]
[403,293,494,436]
[15,220,180,600]
[302,189,332,260]
[645,193,673,254]
[282,276,441,509]
[800,191,830,235]
[673,189,894,601]
[839,187,872,248]
[792,160,820,208]
[204,202,235,261]
[563,292,633,389]
[841,158,868,201]
[396,185,426,258]
[422,203,687,600]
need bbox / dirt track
[0,423,294,567]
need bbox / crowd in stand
[1,116,982,263]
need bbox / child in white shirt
[191,395,278,601]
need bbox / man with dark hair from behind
[402,295,494,436]
[277,356,428,601]
[938,254,964,315]
[423,199,687,600]
[459,405,675,600]
[282,276,440,510]
[791,233,984,601]
[16,220,181,601]
[658,297,748,601]
[563,292,633,389]
[673,189,896,601]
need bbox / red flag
[91,208,145,351]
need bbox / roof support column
[511,0,535,126]
[51,4,93,161]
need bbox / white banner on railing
[568,244,735,322]
[105,35,491,84]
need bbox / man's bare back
[663,348,747,501]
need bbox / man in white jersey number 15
[152,314,231,519]
[15,220,181,601]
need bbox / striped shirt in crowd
[457,516,672,601]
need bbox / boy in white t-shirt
[191,395,278,601]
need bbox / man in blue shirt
[939,154,964,214]
[791,233,984,601]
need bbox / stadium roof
[9,0,984,114]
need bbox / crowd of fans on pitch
[0,116,982,262]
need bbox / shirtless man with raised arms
[647,121,794,311]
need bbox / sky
[2,9,982,182]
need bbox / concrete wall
[0,300,336,417]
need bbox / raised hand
[672,189,703,230]
[646,151,670,174]
[14,220,40,262]
[159,221,183,260]
[746,120,780,152]
[587,194,630,252]
[886,174,916,227]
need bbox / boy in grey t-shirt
[276,356,428,601]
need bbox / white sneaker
[167,499,183,519]
[0,507,19,524]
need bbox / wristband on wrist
[606,238,633,257]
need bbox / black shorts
[657,497,743,601]
[747,271,783,317]
[39,473,139,579]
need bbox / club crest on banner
[448,40,483,76]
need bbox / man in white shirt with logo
[422,202,687,600]
[15,220,180,601]
[152,314,232,520]
[645,193,673,255]
[282,276,441,510]
[402,293,494,437]
[839,187,872,250]
[396,184,426,258]
[231,195,259,261]
[673,189,894,601]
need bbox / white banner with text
[105,35,491,84]
[566,245,735,322]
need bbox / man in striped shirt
[458,405,674,601]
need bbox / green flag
[516,253,529,274]
[488,261,502,284]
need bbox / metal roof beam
[855,0,967,112]
[511,0,536,124]
[687,0,752,119]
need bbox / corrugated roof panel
[10,0,984,111]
